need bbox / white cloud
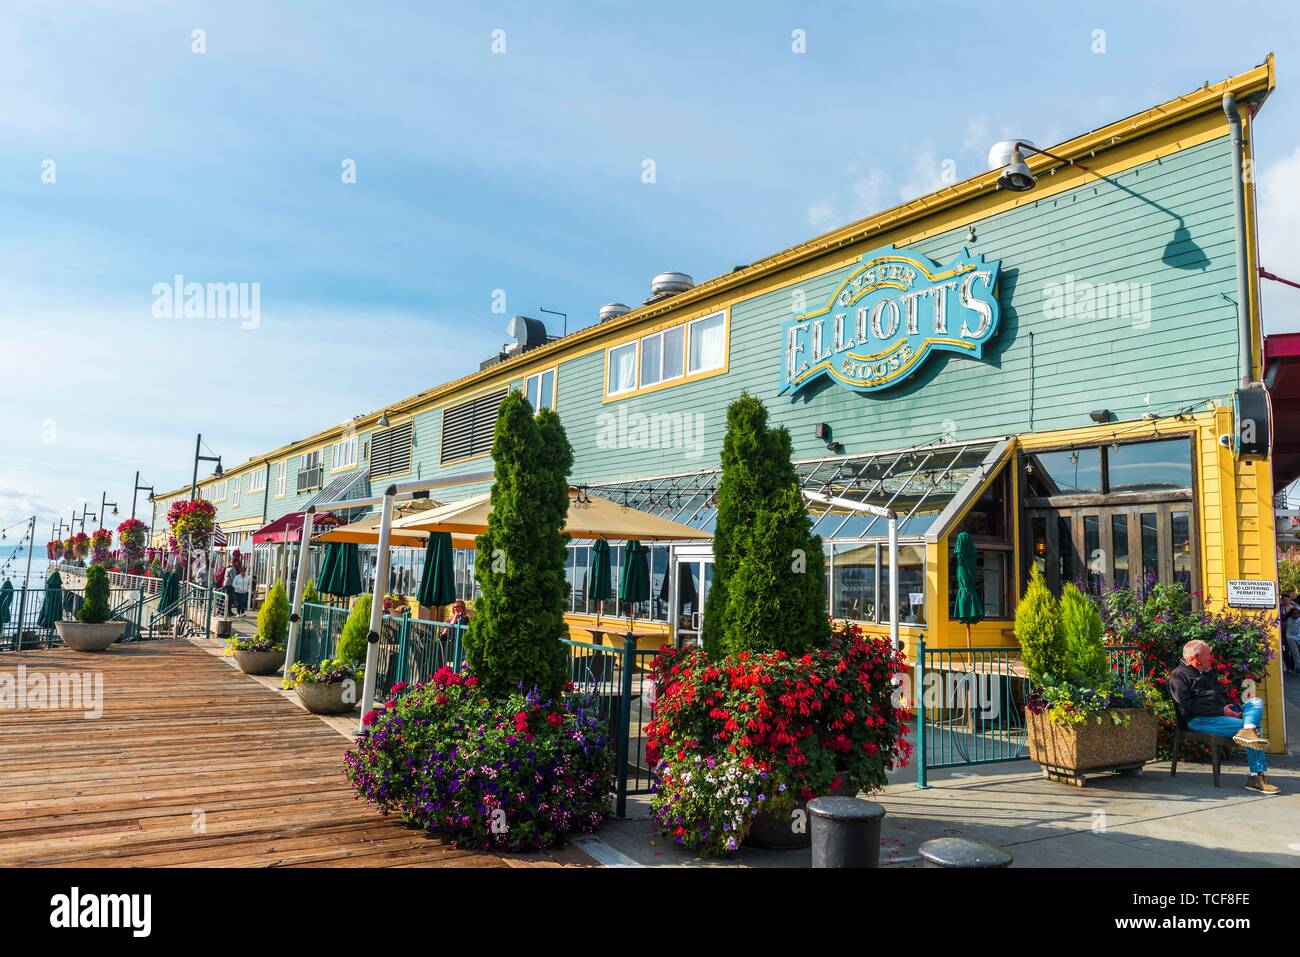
[1257,147,1300,334]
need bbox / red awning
[1265,331,1300,493]
[251,511,340,545]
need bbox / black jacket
[1166,661,1227,728]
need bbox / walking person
[222,563,238,617]
[234,567,252,616]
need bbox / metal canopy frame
[582,436,1011,545]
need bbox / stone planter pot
[744,802,811,850]
[296,679,359,715]
[1026,707,1157,786]
[233,648,285,676]
[55,620,125,652]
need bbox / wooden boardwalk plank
[0,640,587,868]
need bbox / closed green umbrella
[37,570,63,629]
[953,531,984,732]
[317,543,340,597]
[618,539,650,637]
[157,570,179,615]
[954,531,982,630]
[320,542,364,598]
[589,539,613,625]
[416,532,455,608]
[0,579,13,629]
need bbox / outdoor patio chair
[1169,725,1232,787]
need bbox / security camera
[1218,433,1233,448]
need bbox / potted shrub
[1019,569,1156,786]
[224,580,289,675]
[55,565,124,651]
[645,395,911,855]
[346,395,614,850]
[282,594,369,713]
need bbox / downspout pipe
[1223,93,1254,389]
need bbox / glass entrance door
[671,550,713,648]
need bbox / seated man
[1167,639,1278,794]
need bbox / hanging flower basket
[167,499,216,552]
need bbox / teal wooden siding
[262,429,374,523]
[547,134,1241,485]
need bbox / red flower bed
[645,620,911,855]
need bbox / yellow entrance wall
[904,407,1284,752]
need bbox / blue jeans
[1188,698,1267,774]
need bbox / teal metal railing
[1,585,159,650]
[561,636,662,818]
[914,639,1142,787]
[294,601,350,665]
[372,616,466,696]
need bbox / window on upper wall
[524,368,556,412]
[231,477,241,508]
[608,342,637,395]
[332,435,358,471]
[211,480,227,503]
[250,470,266,493]
[688,311,726,373]
[604,310,728,399]
[275,461,287,497]
[639,326,685,388]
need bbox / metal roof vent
[599,303,631,323]
[504,315,549,355]
[644,272,694,305]
[651,272,694,296]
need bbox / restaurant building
[151,57,1287,748]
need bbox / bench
[1170,725,1234,787]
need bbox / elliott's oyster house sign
[781,246,1000,395]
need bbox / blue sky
[3,0,1299,539]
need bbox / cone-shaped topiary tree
[1060,582,1108,686]
[336,594,372,667]
[722,483,830,655]
[464,391,573,700]
[76,564,112,624]
[703,392,829,656]
[258,579,290,648]
[1015,564,1066,683]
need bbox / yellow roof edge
[154,57,1275,501]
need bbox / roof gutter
[1223,93,1255,389]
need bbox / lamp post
[131,471,155,521]
[99,493,119,530]
[76,504,97,533]
[190,433,223,501]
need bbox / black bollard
[918,837,1012,868]
[808,796,886,868]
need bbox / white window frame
[211,480,227,503]
[687,310,727,374]
[332,435,358,471]
[250,469,267,493]
[607,341,638,396]
[231,476,241,508]
[638,325,685,388]
[275,461,287,498]
[302,448,322,471]
[524,368,557,411]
